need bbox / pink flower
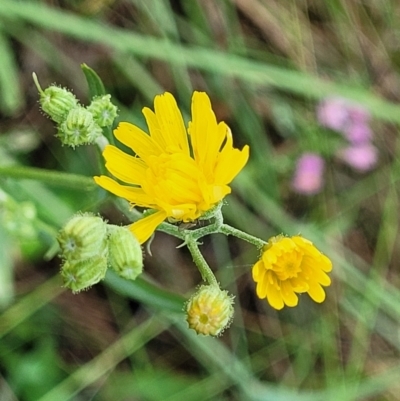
[292,153,325,195]
[317,97,350,131]
[343,122,372,144]
[318,98,371,144]
[348,106,370,124]
[338,143,378,172]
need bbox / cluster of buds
[33,73,118,147]
[57,213,143,292]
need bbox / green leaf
[81,63,106,98]
[105,271,185,314]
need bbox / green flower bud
[107,225,143,280]
[61,254,108,293]
[186,285,234,336]
[87,95,118,127]
[58,213,107,261]
[41,86,78,123]
[58,106,102,147]
[33,73,78,123]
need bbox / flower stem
[220,224,266,249]
[157,208,223,242]
[185,235,218,287]
[95,135,109,151]
[157,221,184,240]
[0,166,96,190]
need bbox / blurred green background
[1,0,400,400]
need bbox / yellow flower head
[252,235,332,310]
[94,92,249,243]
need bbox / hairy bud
[107,225,143,280]
[58,213,108,261]
[33,73,78,123]
[60,254,108,293]
[186,285,234,336]
[58,106,102,147]
[87,94,118,127]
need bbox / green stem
[191,208,223,241]
[185,235,218,286]
[94,135,109,176]
[220,224,266,249]
[157,220,185,240]
[102,125,115,147]
[157,207,224,241]
[0,165,96,190]
[95,135,109,151]
[32,72,44,94]
[115,198,143,222]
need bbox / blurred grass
[1,0,400,400]
[0,29,23,115]
[2,1,400,120]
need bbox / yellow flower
[94,92,249,243]
[252,235,332,310]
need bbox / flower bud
[58,106,102,147]
[33,74,78,124]
[107,225,143,280]
[186,285,234,336]
[87,95,118,127]
[58,213,108,261]
[41,87,78,123]
[61,254,108,293]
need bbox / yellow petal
[209,184,231,204]
[153,93,189,154]
[266,279,285,310]
[312,268,331,287]
[280,281,299,307]
[94,176,154,206]
[103,145,147,185]
[252,260,263,281]
[214,143,250,184]
[189,92,224,176]
[256,276,267,299]
[114,122,163,161]
[289,277,309,293]
[320,254,333,272]
[129,210,167,244]
[307,282,326,303]
[142,107,167,149]
[262,248,277,266]
[292,237,332,272]
[301,257,332,286]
